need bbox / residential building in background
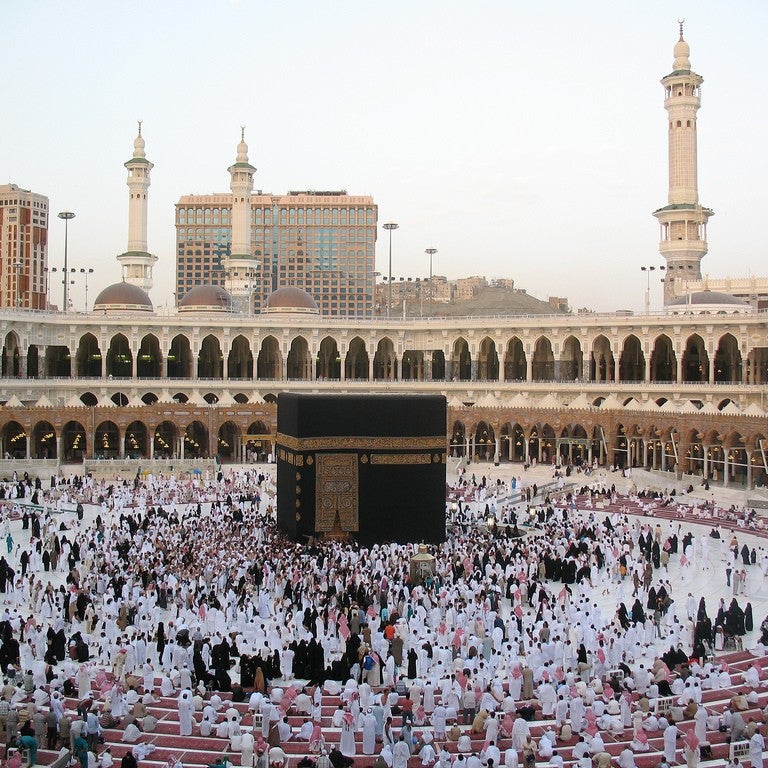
[0,184,48,310]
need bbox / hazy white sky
[3,1,767,313]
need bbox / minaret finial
[677,18,685,40]
[241,125,245,141]
[137,119,143,137]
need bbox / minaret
[225,127,259,310]
[653,21,714,304]
[117,122,158,291]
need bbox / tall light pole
[80,268,95,312]
[58,211,75,312]
[425,247,437,317]
[382,222,398,318]
[640,265,665,314]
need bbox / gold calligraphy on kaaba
[315,453,359,532]
[369,453,432,465]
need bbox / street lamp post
[640,265,665,314]
[58,211,76,312]
[425,247,437,316]
[80,268,95,312]
[382,222,398,319]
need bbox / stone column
[470,361,478,381]
[746,450,753,489]
[526,355,533,382]
[702,445,709,480]
[494,437,500,465]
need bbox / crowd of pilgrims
[0,467,764,768]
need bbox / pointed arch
[168,334,193,379]
[257,336,281,379]
[682,333,709,382]
[75,333,102,378]
[287,336,312,380]
[137,334,162,378]
[531,336,554,381]
[650,334,676,382]
[373,337,398,380]
[345,336,369,380]
[228,335,253,379]
[714,333,742,383]
[316,336,341,380]
[451,337,471,381]
[559,335,583,381]
[504,337,526,381]
[198,334,224,379]
[619,334,645,382]
[477,337,499,381]
[590,334,614,382]
[106,333,132,378]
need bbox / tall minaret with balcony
[653,22,714,304]
[225,127,259,311]
[117,122,158,291]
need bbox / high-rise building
[0,183,49,310]
[175,152,378,316]
[653,22,714,304]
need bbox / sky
[3,1,767,314]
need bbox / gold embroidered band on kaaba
[276,433,446,451]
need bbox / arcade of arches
[3,330,767,385]
[1,405,766,489]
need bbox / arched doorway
[154,421,179,459]
[619,334,645,381]
[345,337,369,380]
[682,334,709,382]
[590,335,614,382]
[1,421,26,459]
[94,421,120,459]
[650,334,676,382]
[532,337,554,381]
[124,421,148,459]
[106,334,133,378]
[62,421,86,462]
[198,335,223,379]
[1,332,21,377]
[137,334,162,378]
[168,335,193,379]
[228,335,253,379]
[477,337,499,381]
[218,421,241,462]
[75,333,102,379]
[316,337,341,380]
[451,338,471,381]
[287,336,312,380]
[245,420,272,463]
[373,338,397,380]
[559,336,582,381]
[257,336,281,379]
[450,421,466,458]
[184,421,209,458]
[32,421,57,459]
[504,337,526,381]
[714,333,742,383]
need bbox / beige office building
[175,188,377,316]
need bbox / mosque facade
[0,28,767,488]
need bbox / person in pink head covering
[684,732,700,768]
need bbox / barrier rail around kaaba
[83,457,217,479]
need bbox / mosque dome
[93,282,153,313]
[668,290,751,314]
[261,286,319,316]
[178,284,234,313]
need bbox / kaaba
[276,393,446,546]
